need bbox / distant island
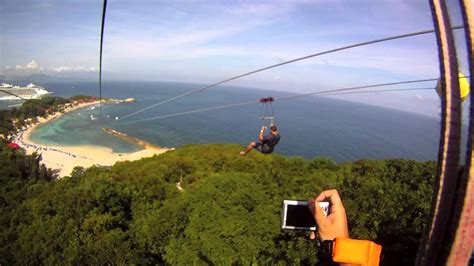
[69,95,136,104]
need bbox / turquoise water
[30,106,142,153]
[28,81,440,162]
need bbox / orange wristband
[332,237,382,266]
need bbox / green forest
[1,140,435,265]
[0,96,95,137]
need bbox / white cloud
[106,21,269,61]
[103,1,294,61]
[151,38,438,77]
[26,59,39,69]
[415,94,425,101]
[224,2,292,17]
[11,59,41,71]
[4,59,97,74]
[48,66,96,72]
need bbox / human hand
[309,189,349,241]
[261,126,267,131]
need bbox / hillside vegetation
[0,143,435,265]
[0,96,94,136]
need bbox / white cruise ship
[0,83,51,100]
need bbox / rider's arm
[258,126,266,141]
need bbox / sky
[0,0,470,117]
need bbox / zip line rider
[240,125,280,155]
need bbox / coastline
[13,101,171,178]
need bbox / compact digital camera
[281,200,329,230]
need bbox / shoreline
[13,101,171,178]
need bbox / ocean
[17,81,440,162]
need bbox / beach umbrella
[7,143,20,149]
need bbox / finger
[315,190,329,201]
[316,189,343,207]
[310,231,316,240]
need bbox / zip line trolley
[259,97,275,127]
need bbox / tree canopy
[0,96,71,136]
[0,143,435,265]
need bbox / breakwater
[102,127,162,149]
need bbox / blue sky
[0,0,470,117]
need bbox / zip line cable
[7,74,463,125]
[0,90,33,102]
[275,78,439,102]
[119,25,464,121]
[120,87,434,124]
[98,0,107,119]
[119,78,440,124]
[317,87,433,96]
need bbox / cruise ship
[0,83,51,100]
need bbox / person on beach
[240,125,280,155]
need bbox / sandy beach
[12,101,171,178]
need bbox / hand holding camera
[282,189,349,241]
[309,189,349,241]
[282,190,382,265]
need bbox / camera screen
[286,204,316,228]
